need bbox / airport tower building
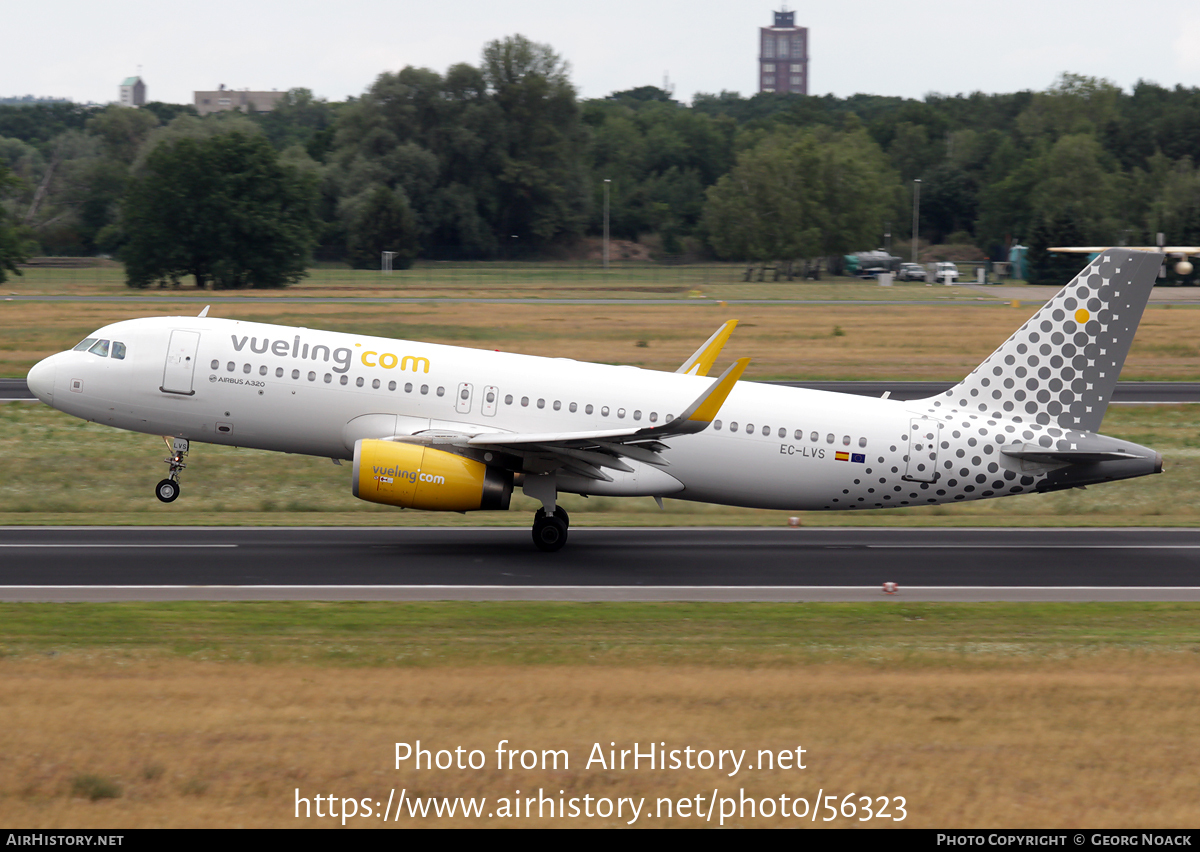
[758,9,808,95]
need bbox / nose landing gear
[156,437,189,503]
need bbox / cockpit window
[111,341,126,360]
[73,338,98,352]
[87,339,110,357]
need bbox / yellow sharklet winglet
[682,357,750,423]
[676,320,739,377]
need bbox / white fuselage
[27,314,1081,512]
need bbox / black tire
[155,479,180,503]
[535,506,571,528]
[532,516,568,552]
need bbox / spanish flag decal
[835,451,850,462]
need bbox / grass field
[3,267,1199,829]
[1,602,1198,827]
[4,261,1009,302]
[0,402,1197,526]
[4,295,1200,381]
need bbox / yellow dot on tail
[1075,308,1090,324]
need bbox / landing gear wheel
[155,479,180,503]
[532,514,568,552]
[535,506,571,528]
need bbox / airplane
[25,249,1165,551]
[1049,246,1199,277]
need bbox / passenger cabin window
[88,340,110,357]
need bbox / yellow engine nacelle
[352,440,512,511]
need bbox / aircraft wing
[399,358,750,481]
[676,320,738,376]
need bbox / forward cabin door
[904,417,941,482]
[161,330,200,395]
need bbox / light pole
[911,179,921,264]
[603,179,611,271]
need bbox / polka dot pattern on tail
[930,249,1162,433]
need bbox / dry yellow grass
[1,657,1197,827]
[3,299,1200,380]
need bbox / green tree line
[2,34,1200,288]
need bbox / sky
[6,0,1200,106]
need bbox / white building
[119,76,146,107]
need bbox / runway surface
[4,378,1199,403]
[1,526,1198,602]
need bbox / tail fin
[930,249,1162,431]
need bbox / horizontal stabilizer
[1001,445,1144,465]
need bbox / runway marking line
[0,544,236,548]
[2,585,1199,591]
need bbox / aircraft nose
[26,356,56,404]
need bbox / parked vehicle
[843,251,901,278]
[935,262,959,283]
[897,263,927,282]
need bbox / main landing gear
[532,506,570,552]
[156,437,189,503]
